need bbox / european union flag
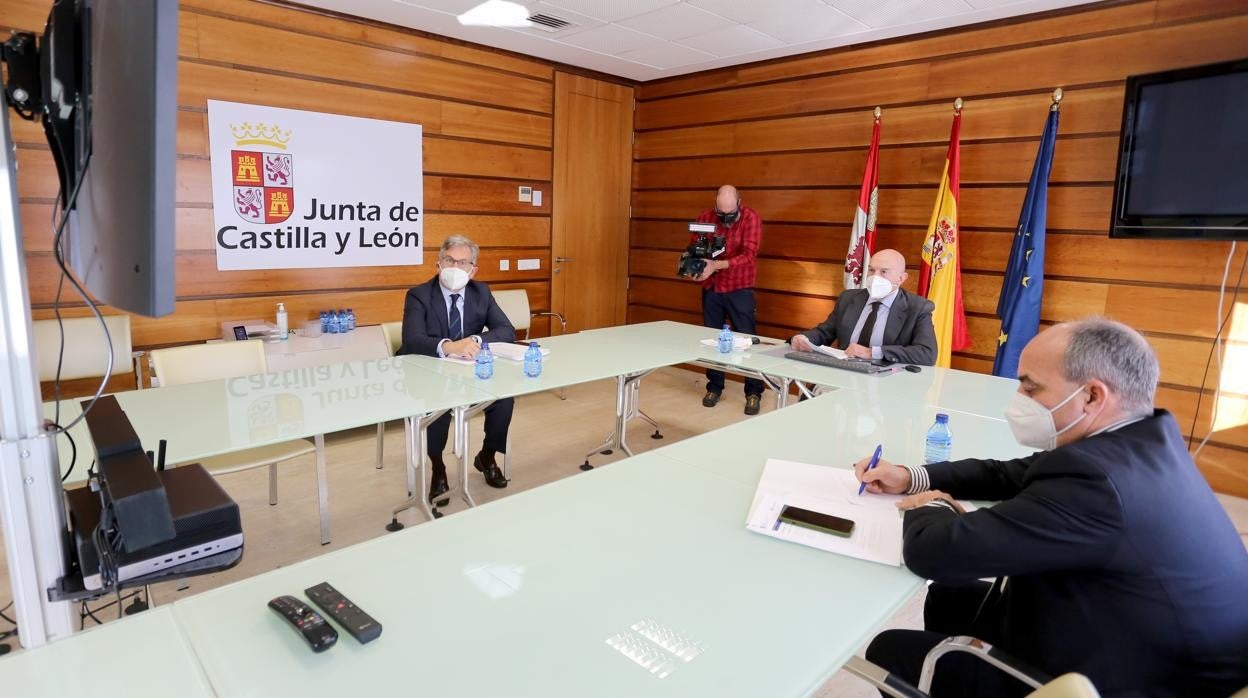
[993,106,1059,378]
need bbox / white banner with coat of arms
[207,100,423,270]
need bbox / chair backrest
[1027,673,1100,698]
[492,289,530,332]
[380,321,402,356]
[150,340,267,387]
[32,315,133,381]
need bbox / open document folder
[746,459,976,567]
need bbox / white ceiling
[300,0,1099,81]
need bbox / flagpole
[873,106,881,121]
[1051,87,1063,112]
[953,97,963,113]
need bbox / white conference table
[8,379,1025,697]
[8,321,1026,697]
[0,606,213,697]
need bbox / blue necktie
[449,293,462,340]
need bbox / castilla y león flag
[844,111,881,290]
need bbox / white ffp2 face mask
[439,266,469,292]
[1004,385,1088,450]
[865,274,893,300]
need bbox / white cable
[1194,240,1236,457]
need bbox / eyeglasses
[440,256,476,270]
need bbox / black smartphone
[232,325,248,341]
[778,505,855,538]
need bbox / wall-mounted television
[1110,59,1248,241]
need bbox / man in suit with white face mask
[399,235,516,505]
[855,318,1248,697]
[790,248,937,366]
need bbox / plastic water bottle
[475,342,494,379]
[924,413,953,464]
[346,308,356,332]
[275,302,288,340]
[717,324,734,354]
[327,310,340,334]
[320,310,329,334]
[523,341,542,377]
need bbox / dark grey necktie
[855,301,881,346]
[449,293,462,340]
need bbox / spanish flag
[917,103,970,368]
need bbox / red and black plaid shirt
[693,206,762,293]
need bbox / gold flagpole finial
[953,97,964,113]
[1051,87,1063,112]
[873,106,882,120]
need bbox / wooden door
[551,72,633,333]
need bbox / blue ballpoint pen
[858,444,883,496]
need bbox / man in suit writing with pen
[399,234,515,505]
[790,249,937,366]
[855,318,1248,696]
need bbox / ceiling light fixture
[457,0,531,27]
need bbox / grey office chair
[844,636,1100,698]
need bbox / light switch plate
[518,186,532,203]
[517,258,540,271]
[499,259,510,271]
[531,190,542,207]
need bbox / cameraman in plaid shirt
[689,185,765,416]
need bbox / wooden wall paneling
[634,86,1125,159]
[176,62,553,148]
[634,136,1119,189]
[190,14,552,113]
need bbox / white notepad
[747,460,904,565]
[747,459,976,566]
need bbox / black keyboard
[784,351,893,374]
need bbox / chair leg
[268,463,278,505]
[314,434,331,546]
[375,422,385,469]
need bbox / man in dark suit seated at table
[399,234,514,504]
[856,318,1248,697]
[789,249,937,366]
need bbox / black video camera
[677,222,725,278]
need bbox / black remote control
[268,595,338,652]
[304,582,382,644]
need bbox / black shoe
[744,394,762,416]
[428,469,449,506]
[702,391,722,408]
[474,453,508,489]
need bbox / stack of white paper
[489,342,552,361]
[813,345,849,360]
[699,336,753,351]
